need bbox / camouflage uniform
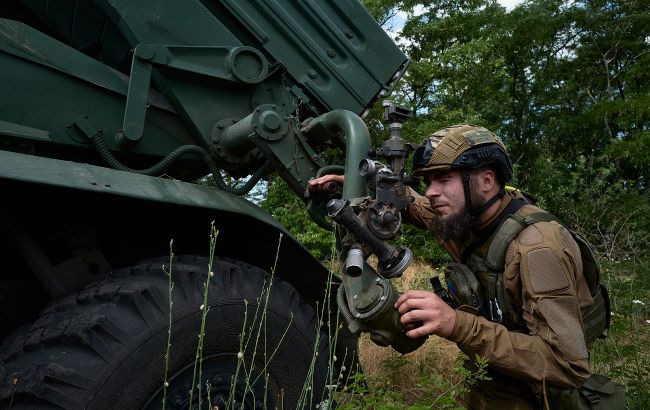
[408,125,592,409]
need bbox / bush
[523,153,650,263]
[261,176,335,261]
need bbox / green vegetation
[337,349,490,409]
[591,260,650,408]
[260,0,650,407]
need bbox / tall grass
[189,225,219,408]
[161,239,174,408]
[590,259,650,409]
[158,223,650,408]
[161,227,339,409]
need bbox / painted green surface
[0,0,406,194]
[0,150,285,233]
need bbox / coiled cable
[90,134,271,195]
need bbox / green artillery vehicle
[0,1,411,408]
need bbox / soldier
[309,124,600,409]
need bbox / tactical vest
[460,203,611,344]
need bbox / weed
[590,260,650,409]
[336,344,489,409]
[162,239,175,409]
[189,224,219,408]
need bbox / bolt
[345,29,354,39]
[353,294,358,299]
[104,183,111,187]
[327,48,336,57]
[308,69,317,79]
[260,110,282,132]
[136,44,155,60]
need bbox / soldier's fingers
[400,308,433,325]
[308,174,343,187]
[405,322,434,339]
[395,290,435,309]
[396,297,425,314]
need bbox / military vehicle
[0,0,409,408]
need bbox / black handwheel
[0,256,330,409]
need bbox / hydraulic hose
[302,110,371,199]
[90,134,271,195]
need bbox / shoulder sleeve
[404,186,436,231]
[448,221,590,389]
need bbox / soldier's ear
[478,167,498,191]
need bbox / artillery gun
[0,1,409,408]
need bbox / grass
[334,259,488,409]
[159,224,650,409]
[590,259,650,408]
[161,227,340,410]
[337,257,650,409]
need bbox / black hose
[209,160,273,196]
[91,134,272,195]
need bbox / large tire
[0,256,330,409]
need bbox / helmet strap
[461,170,477,217]
[462,170,505,218]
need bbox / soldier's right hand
[395,290,457,339]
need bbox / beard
[432,197,484,242]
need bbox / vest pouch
[444,263,485,311]
[549,374,625,409]
[583,285,611,344]
[572,231,601,295]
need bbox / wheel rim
[143,353,276,409]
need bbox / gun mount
[0,1,408,408]
[325,100,426,354]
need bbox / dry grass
[357,259,462,392]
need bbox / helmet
[412,124,513,184]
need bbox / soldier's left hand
[395,290,456,339]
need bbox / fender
[0,150,331,305]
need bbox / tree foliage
[263,0,650,262]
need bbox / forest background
[261,0,650,407]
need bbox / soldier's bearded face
[424,169,466,220]
[424,170,481,241]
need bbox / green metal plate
[0,150,286,233]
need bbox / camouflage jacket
[407,188,592,408]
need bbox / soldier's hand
[308,174,344,192]
[395,290,456,339]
